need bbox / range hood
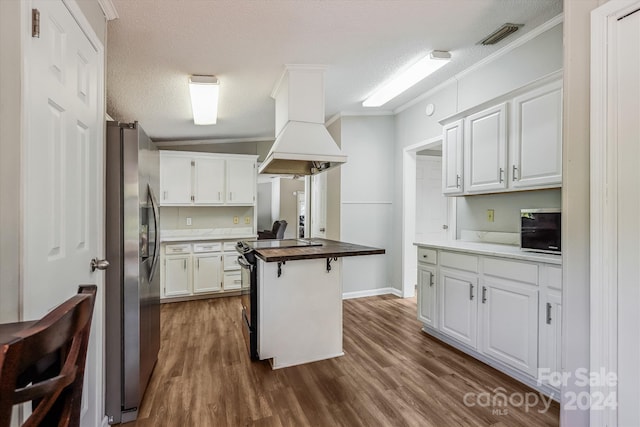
[259,65,347,175]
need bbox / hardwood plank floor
[127,295,559,426]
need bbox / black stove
[244,239,323,249]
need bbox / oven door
[238,255,258,359]
[238,256,252,317]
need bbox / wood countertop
[253,239,385,262]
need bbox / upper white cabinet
[226,158,256,205]
[510,80,563,189]
[442,120,464,195]
[440,77,562,196]
[160,151,257,206]
[464,104,508,194]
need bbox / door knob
[91,258,110,272]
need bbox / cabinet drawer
[193,242,222,253]
[223,254,240,271]
[544,265,562,290]
[223,242,238,251]
[224,272,242,290]
[165,244,191,254]
[417,247,437,265]
[440,251,478,273]
[484,257,538,285]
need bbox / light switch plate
[233,216,239,224]
[487,209,495,222]
[244,216,251,224]
[186,217,192,226]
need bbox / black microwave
[520,209,561,254]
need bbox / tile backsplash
[160,206,254,230]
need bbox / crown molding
[325,110,394,127]
[154,136,273,147]
[97,0,118,20]
[394,12,564,114]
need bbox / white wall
[456,189,561,237]
[339,115,395,294]
[393,22,564,292]
[256,182,273,230]
[0,0,22,323]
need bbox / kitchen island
[248,239,384,369]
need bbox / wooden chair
[0,285,97,427]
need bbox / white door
[417,265,437,328]
[193,254,222,293]
[439,268,478,349]
[160,153,192,205]
[311,172,327,238]
[441,120,464,195]
[464,103,508,193]
[415,156,448,241]
[510,80,563,189]
[226,158,255,204]
[480,279,539,376]
[164,255,191,296]
[194,156,225,204]
[23,1,104,425]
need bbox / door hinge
[32,9,40,38]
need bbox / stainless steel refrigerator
[105,121,161,424]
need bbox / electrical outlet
[233,216,239,224]
[487,209,495,222]
[186,217,192,226]
[244,216,251,224]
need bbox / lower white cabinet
[480,278,539,377]
[193,253,223,293]
[439,268,478,349]
[417,265,437,328]
[416,244,562,394]
[164,255,191,297]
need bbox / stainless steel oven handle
[237,256,253,271]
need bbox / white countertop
[414,240,562,265]
[160,227,257,243]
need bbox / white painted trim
[401,136,453,299]
[590,2,640,426]
[97,0,118,20]
[341,201,392,205]
[154,136,273,147]
[394,13,564,114]
[102,416,110,427]
[325,110,395,127]
[342,287,402,300]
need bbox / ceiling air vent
[479,23,523,45]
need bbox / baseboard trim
[342,287,402,300]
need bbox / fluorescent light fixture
[189,75,219,125]
[362,50,451,107]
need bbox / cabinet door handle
[512,164,519,181]
[218,191,221,200]
[482,286,487,303]
[429,273,434,287]
[183,259,186,270]
[499,168,504,183]
[546,303,552,324]
[229,192,233,201]
[469,283,474,300]
[456,174,461,188]
[197,258,199,269]
[163,191,167,200]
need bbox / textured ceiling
[106,0,562,142]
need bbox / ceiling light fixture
[362,50,451,108]
[189,75,219,125]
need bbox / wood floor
[128,295,559,427]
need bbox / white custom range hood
[259,65,347,175]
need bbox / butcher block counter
[252,238,385,262]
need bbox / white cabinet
[464,103,508,193]
[539,289,562,389]
[442,120,464,195]
[160,151,257,206]
[439,268,478,349]
[160,155,192,205]
[164,254,191,297]
[440,78,562,196]
[193,253,222,293]
[510,80,563,189]
[194,157,225,204]
[480,278,539,376]
[226,158,256,205]
[417,265,437,328]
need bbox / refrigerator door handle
[148,184,161,282]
